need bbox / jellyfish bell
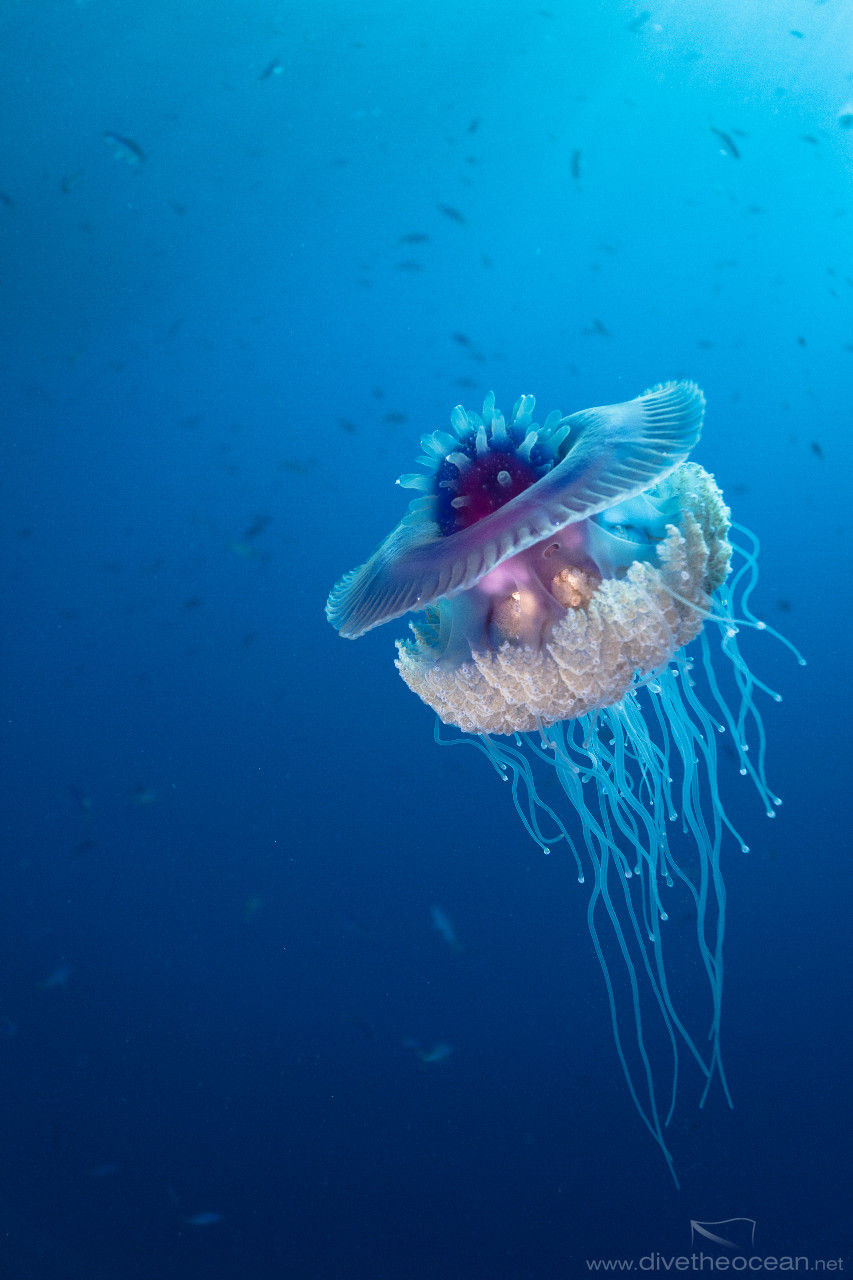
[327,382,705,644]
[395,459,731,736]
[326,381,801,1184]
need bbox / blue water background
[1,1,850,1275]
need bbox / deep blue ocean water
[2,1,851,1276]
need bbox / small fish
[162,318,184,343]
[790,29,804,38]
[0,190,14,210]
[60,172,84,194]
[341,915,376,942]
[467,117,482,133]
[341,1012,376,1039]
[431,905,464,953]
[185,1212,221,1227]
[104,132,146,164]
[404,1037,454,1065]
[244,514,271,540]
[437,203,466,225]
[418,1042,453,1064]
[258,58,283,80]
[398,232,430,244]
[627,10,651,31]
[71,785,93,815]
[451,332,472,347]
[395,260,423,271]
[39,965,71,990]
[710,127,740,159]
[582,317,611,337]
[838,104,853,129]
[91,1162,119,1178]
[571,148,582,180]
[810,441,823,459]
[278,457,317,476]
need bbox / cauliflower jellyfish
[326,381,802,1183]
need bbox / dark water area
[2,1,850,1276]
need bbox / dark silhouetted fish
[710,127,740,159]
[244,515,271,540]
[104,132,146,164]
[437,203,466,224]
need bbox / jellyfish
[326,381,801,1183]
